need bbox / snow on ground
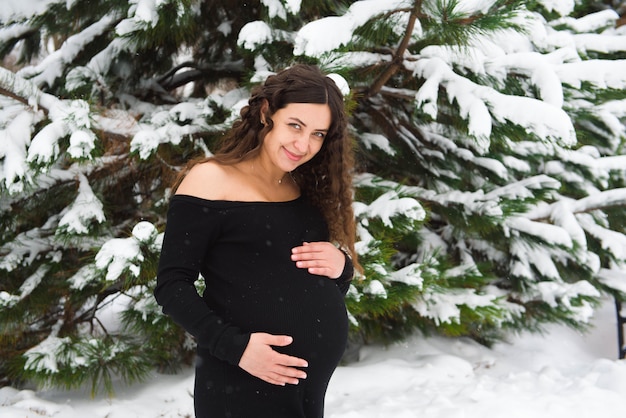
[1,297,625,417]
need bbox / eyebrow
[287,117,329,132]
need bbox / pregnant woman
[155,64,360,417]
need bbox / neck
[249,158,288,186]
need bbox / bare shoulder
[175,160,235,200]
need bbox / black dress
[155,195,352,418]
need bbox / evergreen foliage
[1,0,625,393]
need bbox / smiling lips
[283,147,305,162]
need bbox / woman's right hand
[238,332,308,386]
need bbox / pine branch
[366,2,423,98]
[528,188,626,221]
[0,87,30,107]
[0,67,136,144]
[156,59,245,91]
[0,66,47,112]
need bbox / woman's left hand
[291,242,345,279]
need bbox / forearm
[154,273,250,365]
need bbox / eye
[313,131,326,140]
[288,123,302,130]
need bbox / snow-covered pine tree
[0,0,258,393]
[1,0,625,394]
[235,0,626,343]
[324,0,626,341]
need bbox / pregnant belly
[216,273,349,369]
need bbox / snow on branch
[0,104,39,192]
[552,9,620,33]
[413,288,500,326]
[482,175,561,201]
[597,155,626,171]
[570,188,626,214]
[130,99,231,159]
[557,60,626,90]
[359,133,397,156]
[0,265,49,308]
[510,237,563,281]
[68,265,100,291]
[0,66,51,108]
[0,22,34,44]
[537,0,575,16]
[578,213,626,265]
[0,67,105,196]
[94,222,158,282]
[411,57,577,153]
[17,13,120,89]
[573,33,626,55]
[65,42,125,94]
[522,280,600,323]
[592,100,626,147]
[484,50,565,107]
[293,0,407,57]
[389,263,425,287]
[27,99,95,165]
[261,0,302,19]
[57,173,106,235]
[238,21,274,50]
[597,268,626,293]
[0,227,55,272]
[354,189,426,228]
[23,319,68,374]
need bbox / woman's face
[262,102,331,172]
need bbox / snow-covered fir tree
[1,0,625,393]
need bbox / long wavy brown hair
[174,64,361,271]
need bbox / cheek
[311,140,324,155]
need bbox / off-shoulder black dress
[155,195,352,418]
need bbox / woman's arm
[155,197,251,365]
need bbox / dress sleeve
[154,196,250,366]
[335,250,354,296]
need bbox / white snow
[557,60,626,90]
[237,20,273,51]
[261,0,301,20]
[554,9,620,33]
[363,279,387,298]
[131,0,160,27]
[0,0,58,21]
[357,190,426,228]
[388,263,424,287]
[293,0,409,57]
[0,265,48,308]
[326,73,351,96]
[414,288,499,325]
[94,235,144,282]
[359,133,396,155]
[538,0,575,16]
[57,173,105,234]
[23,320,68,374]
[1,298,624,417]
[0,105,38,192]
[17,14,119,89]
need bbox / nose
[292,133,310,154]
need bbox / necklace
[277,172,292,185]
[251,163,290,186]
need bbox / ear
[260,99,269,124]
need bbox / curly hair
[175,64,360,271]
